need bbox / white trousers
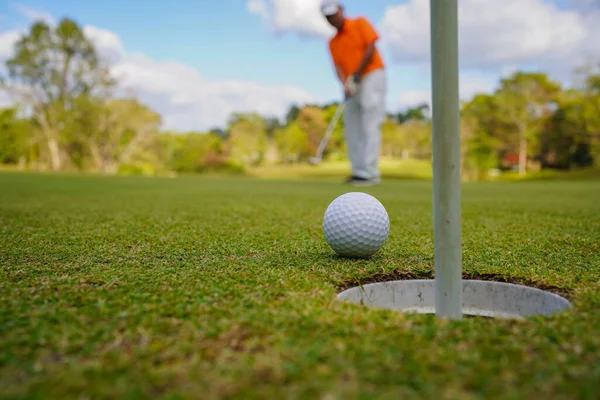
[344,68,387,180]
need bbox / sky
[0,0,598,131]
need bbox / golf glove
[345,74,359,97]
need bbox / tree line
[0,18,599,179]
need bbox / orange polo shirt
[328,17,385,79]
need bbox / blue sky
[0,0,596,131]
[1,0,432,109]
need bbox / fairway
[1,172,600,399]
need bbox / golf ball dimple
[322,192,390,258]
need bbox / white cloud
[397,72,495,110]
[247,0,270,19]
[397,90,430,109]
[248,0,598,81]
[111,53,314,130]
[380,0,594,76]
[83,26,125,65]
[460,75,496,99]
[247,0,335,38]
[14,4,55,25]
[0,30,20,60]
[0,6,316,131]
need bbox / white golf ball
[322,192,390,258]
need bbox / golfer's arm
[354,42,375,77]
[335,64,347,84]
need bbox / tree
[166,132,225,173]
[273,122,310,163]
[320,103,345,159]
[540,90,588,169]
[273,103,345,163]
[578,67,600,163]
[399,120,432,159]
[0,107,31,166]
[285,105,301,125]
[226,113,268,165]
[209,128,227,140]
[264,117,282,142]
[397,103,430,123]
[68,97,161,174]
[494,72,562,176]
[2,18,114,171]
[540,65,600,169]
[461,94,510,177]
[295,106,327,157]
[381,116,404,158]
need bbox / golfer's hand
[344,76,358,99]
[344,86,353,99]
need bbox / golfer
[321,0,387,186]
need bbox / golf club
[308,101,346,165]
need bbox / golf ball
[322,192,390,258]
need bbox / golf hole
[337,279,572,319]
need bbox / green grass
[247,158,433,180]
[1,171,599,399]
[250,159,600,183]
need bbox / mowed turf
[1,172,599,399]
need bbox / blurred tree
[461,94,510,177]
[209,127,227,140]
[397,103,430,123]
[494,72,562,176]
[68,97,161,174]
[273,122,309,163]
[320,103,345,160]
[2,18,114,171]
[285,105,301,125]
[167,132,226,173]
[381,116,405,158]
[265,117,281,139]
[400,120,432,159]
[540,66,600,168]
[0,107,31,166]
[295,106,327,157]
[226,113,268,165]
[579,67,600,163]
